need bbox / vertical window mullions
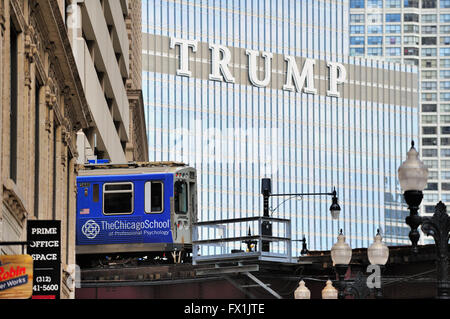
[52,123,58,219]
[10,22,18,183]
[66,150,72,264]
[34,80,41,217]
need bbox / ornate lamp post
[331,229,353,299]
[398,141,429,253]
[294,280,311,299]
[398,141,450,299]
[321,280,338,299]
[367,229,389,298]
[294,230,389,299]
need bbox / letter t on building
[170,37,198,77]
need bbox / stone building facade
[125,0,148,162]
[0,0,146,299]
[1,0,92,299]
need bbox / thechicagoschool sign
[169,37,347,97]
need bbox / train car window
[174,181,188,214]
[103,182,133,215]
[144,181,163,213]
[93,184,99,202]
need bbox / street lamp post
[367,229,389,298]
[328,229,388,299]
[331,229,353,299]
[398,141,450,299]
[294,229,389,299]
[260,178,341,252]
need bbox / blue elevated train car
[76,162,197,264]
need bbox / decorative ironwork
[421,201,450,299]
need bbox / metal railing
[192,216,293,265]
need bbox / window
[422,37,437,45]
[423,104,437,112]
[422,93,437,101]
[422,59,437,68]
[386,36,401,45]
[174,181,188,214]
[386,47,401,56]
[441,0,450,8]
[10,22,18,183]
[350,47,365,56]
[144,181,163,213]
[443,138,450,145]
[442,25,450,34]
[404,35,419,45]
[386,0,401,8]
[442,48,450,56]
[443,149,450,157]
[350,36,365,45]
[426,183,438,190]
[368,25,383,34]
[423,126,437,134]
[404,0,419,7]
[442,115,450,123]
[422,48,437,56]
[422,82,437,90]
[423,149,438,157]
[52,124,58,219]
[422,25,437,34]
[350,14,364,23]
[441,81,450,90]
[404,24,420,33]
[422,0,436,8]
[405,47,419,56]
[368,14,383,23]
[34,80,41,217]
[424,193,439,203]
[386,13,401,22]
[424,205,436,213]
[103,183,134,214]
[424,160,438,168]
[423,138,437,145]
[443,183,450,190]
[441,93,450,101]
[350,25,365,34]
[442,126,450,134]
[441,14,450,23]
[404,13,419,22]
[422,114,437,123]
[368,47,383,56]
[350,0,365,8]
[367,0,383,8]
[404,58,419,66]
[442,70,450,78]
[386,25,401,33]
[422,70,437,79]
[441,37,450,45]
[422,14,437,23]
[368,36,383,45]
[442,104,450,112]
[443,160,450,168]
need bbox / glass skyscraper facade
[349,0,450,245]
[142,0,419,253]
